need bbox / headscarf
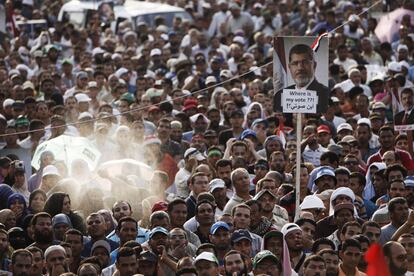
[0,185,14,209]
[363,162,386,201]
[243,102,265,128]
[7,193,28,226]
[12,177,30,205]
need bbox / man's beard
[234,99,246,108]
[389,260,407,276]
[34,229,53,244]
[293,75,312,87]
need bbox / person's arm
[391,210,414,241]
[223,138,237,159]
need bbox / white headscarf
[363,162,386,201]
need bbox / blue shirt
[106,227,149,244]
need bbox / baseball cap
[317,125,331,134]
[220,69,232,78]
[405,176,414,188]
[372,102,386,110]
[315,168,336,182]
[337,123,353,133]
[15,116,30,127]
[209,178,226,193]
[327,144,343,156]
[342,135,357,143]
[115,68,129,78]
[52,214,72,228]
[190,113,210,124]
[240,129,256,140]
[281,223,302,236]
[231,229,252,244]
[150,48,162,57]
[205,76,217,85]
[194,252,219,266]
[254,159,269,170]
[149,227,169,239]
[184,147,206,161]
[210,221,230,235]
[75,93,91,103]
[76,71,88,79]
[139,251,158,263]
[252,118,269,129]
[92,47,105,56]
[143,135,162,146]
[22,81,35,91]
[151,201,168,213]
[91,240,111,255]
[42,165,60,177]
[3,99,15,109]
[300,195,325,210]
[230,109,244,118]
[357,118,371,128]
[88,81,98,88]
[252,250,279,269]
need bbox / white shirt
[207,10,230,38]
[302,144,328,167]
[174,167,191,198]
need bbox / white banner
[281,89,318,113]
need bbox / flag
[365,243,391,276]
[311,33,328,52]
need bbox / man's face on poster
[401,91,414,111]
[288,52,316,88]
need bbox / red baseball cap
[317,125,331,134]
[151,201,168,213]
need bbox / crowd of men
[0,0,413,275]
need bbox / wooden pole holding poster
[294,114,302,222]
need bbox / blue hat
[149,227,169,239]
[52,213,73,228]
[231,229,252,244]
[210,222,230,235]
[315,167,336,182]
[240,129,257,140]
[405,176,414,188]
[252,118,269,129]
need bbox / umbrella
[375,8,414,43]
[31,135,101,171]
[98,159,154,182]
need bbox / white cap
[3,98,15,109]
[78,112,93,120]
[75,93,91,103]
[190,113,210,124]
[253,2,263,8]
[206,76,217,85]
[42,165,60,177]
[250,66,262,76]
[184,147,206,161]
[300,195,325,210]
[194,252,219,266]
[150,48,162,57]
[92,47,105,56]
[115,68,129,78]
[339,79,355,93]
[388,61,402,72]
[112,53,122,60]
[220,69,232,78]
[397,44,409,52]
[357,118,371,128]
[281,223,302,237]
[209,178,226,192]
[331,96,340,103]
[337,123,353,133]
[44,245,66,260]
[348,14,359,22]
[233,36,245,45]
[331,187,355,203]
[88,81,98,88]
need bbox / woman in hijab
[43,192,86,235]
[0,185,14,210]
[0,209,16,230]
[243,102,265,128]
[28,189,47,214]
[7,193,28,227]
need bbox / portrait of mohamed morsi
[272,36,329,114]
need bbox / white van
[58,0,192,31]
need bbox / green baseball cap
[15,116,30,127]
[252,250,280,269]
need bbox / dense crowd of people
[0,0,414,275]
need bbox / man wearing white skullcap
[44,245,68,275]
